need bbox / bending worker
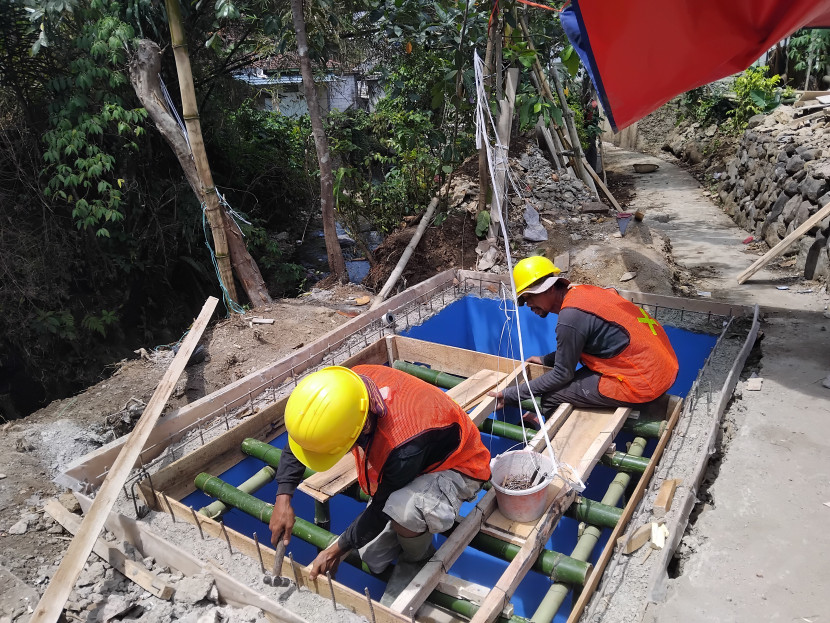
[269,364,491,602]
[491,256,679,421]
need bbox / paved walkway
[604,146,830,623]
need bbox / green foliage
[515,82,562,132]
[788,29,830,88]
[38,2,147,236]
[327,108,443,237]
[560,45,580,77]
[731,66,783,129]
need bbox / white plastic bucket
[490,450,554,523]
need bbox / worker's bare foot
[521,411,541,429]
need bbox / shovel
[263,536,291,587]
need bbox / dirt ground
[1,139,828,622]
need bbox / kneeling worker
[270,364,491,602]
[491,256,679,421]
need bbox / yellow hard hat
[513,256,562,296]
[284,366,369,472]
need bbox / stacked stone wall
[717,110,830,280]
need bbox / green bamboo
[195,473,528,623]
[238,439,589,583]
[531,437,648,623]
[468,532,589,585]
[599,451,649,473]
[392,360,466,388]
[427,590,532,623]
[621,418,664,438]
[315,500,331,532]
[198,466,276,518]
[479,417,532,443]
[565,498,623,530]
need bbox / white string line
[474,51,585,492]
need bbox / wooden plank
[133,489,409,623]
[73,493,314,623]
[466,364,529,426]
[142,338,390,502]
[585,162,622,212]
[393,336,547,382]
[435,576,514,617]
[389,491,498,615]
[43,499,174,600]
[653,478,681,517]
[297,454,357,502]
[57,271,456,491]
[31,296,218,623]
[617,523,652,555]
[737,201,830,284]
[567,397,684,623]
[469,489,576,623]
[446,369,508,410]
[482,403,574,542]
[470,406,628,623]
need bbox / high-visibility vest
[351,364,491,496]
[561,285,679,403]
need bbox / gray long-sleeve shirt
[501,307,630,403]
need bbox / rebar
[219,519,233,554]
[253,532,266,573]
[190,507,205,539]
[326,571,337,610]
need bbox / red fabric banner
[570,0,830,131]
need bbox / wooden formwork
[136,335,681,623]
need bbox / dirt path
[605,146,825,311]
[606,145,830,623]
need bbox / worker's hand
[308,541,348,580]
[269,494,294,548]
[526,356,544,366]
[487,390,505,411]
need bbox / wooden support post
[737,202,830,283]
[30,297,218,623]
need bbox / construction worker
[269,364,491,603]
[490,256,679,422]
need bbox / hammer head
[263,574,291,587]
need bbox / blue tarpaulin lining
[182,296,717,620]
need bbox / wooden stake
[30,296,217,623]
[737,202,830,283]
[653,478,681,517]
[43,499,175,600]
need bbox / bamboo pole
[517,14,597,198]
[530,437,647,623]
[237,438,590,584]
[198,466,276,519]
[194,473,532,623]
[369,197,439,310]
[164,0,237,303]
[392,360,664,438]
[31,297,218,623]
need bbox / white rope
[474,50,585,492]
[216,188,252,236]
[158,73,191,153]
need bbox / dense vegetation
[0,0,598,416]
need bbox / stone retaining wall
[717,108,830,280]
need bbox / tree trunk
[129,37,272,308]
[290,0,348,283]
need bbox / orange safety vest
[561,285,679,403]
[350,364,491,496]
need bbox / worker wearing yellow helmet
[490,256,679,424]
[270,364,491,604]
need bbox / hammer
[263,535,291,587]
